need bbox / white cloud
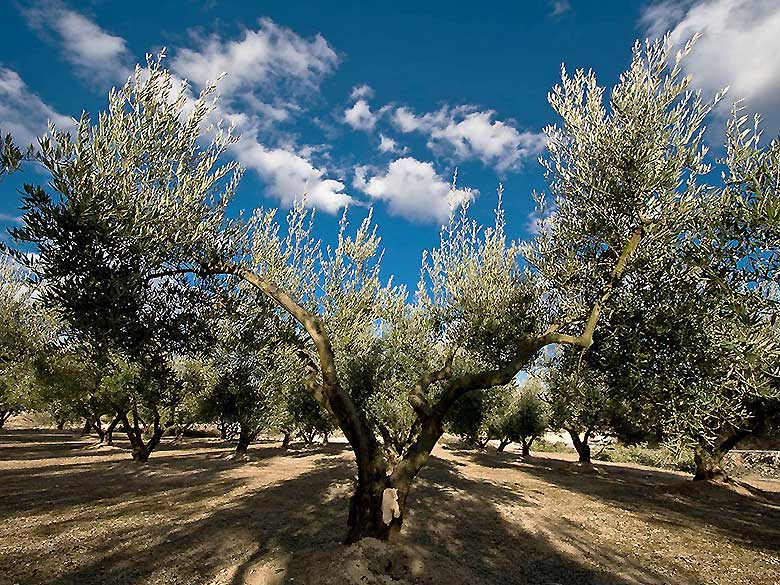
[172,18,338,101]
[357,157,475,223]
[350,84,374,100]
[232,133,352,215]
[392,105,545,172]
[343,99,377,132]
[549,0,571,16]
[22,1,132,88]
[168,19,350,214]
[378,134,399,153]
[641,0,780,135]
[392,107,420,133]
[0,67,72,145]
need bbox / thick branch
[542,225,644,349]
[407,348,456,418]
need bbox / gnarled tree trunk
[121,407,166,463]
[92,418,106,443]
[693,446,727,481]
[497,437,511,452]
[692,430,752,481]
[105,412,122,446]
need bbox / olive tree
[0,257,54,427]
[583,106,780,480]
[497,378,548,455]
[9,38,723,539]
[447,384,516,448]
[543,351,614,464]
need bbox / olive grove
[2,33,778,545]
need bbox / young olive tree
[543,351,614,464]
[10,38,722,539]
[497,378,548,455]
[447,384,516,449]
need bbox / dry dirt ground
[0,427,779,585]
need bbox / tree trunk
[235,422,255,455]
[56,419,66,430]
[281,430,291,449]
[121,410,165,463]
[105,413,122,446]
[92,418,106,443]
[81,418,92,436]
[692,429,753,482]
[568,430,591,463]
[497,437,511,452]
[693,446,727,481]
[345,458,409,544]
[322,431,329,445]
[521,438,531,457]
[0,411,11,429]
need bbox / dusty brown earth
[0,425,779,585]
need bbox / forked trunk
[568,429,592,463]
[346,464,410,544]
[103,412,122,446]
[92,419,106,443]
[521,437,532,457]
[497,437,511,452]
[121,410,165,463]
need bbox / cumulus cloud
[641,0,780,135]
[378,134,399,153]
[350,84,374,100]
[391,105,545,172]
[356,157,475,223]
[22,1,132,88]
[343,99,377,132]
[172,18,337,101]
[232,132,352,215]
[168,19,350,214]
[0,67,72,145]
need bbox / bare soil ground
[0,427,779,585]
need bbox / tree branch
[542,224,644,349]
[407,347,457,418]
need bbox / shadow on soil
[452,447,780,556]
[0,430,696,585]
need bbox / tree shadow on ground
[456,447,780,555]
[0,433,672,585]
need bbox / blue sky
[1,0,778,290]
